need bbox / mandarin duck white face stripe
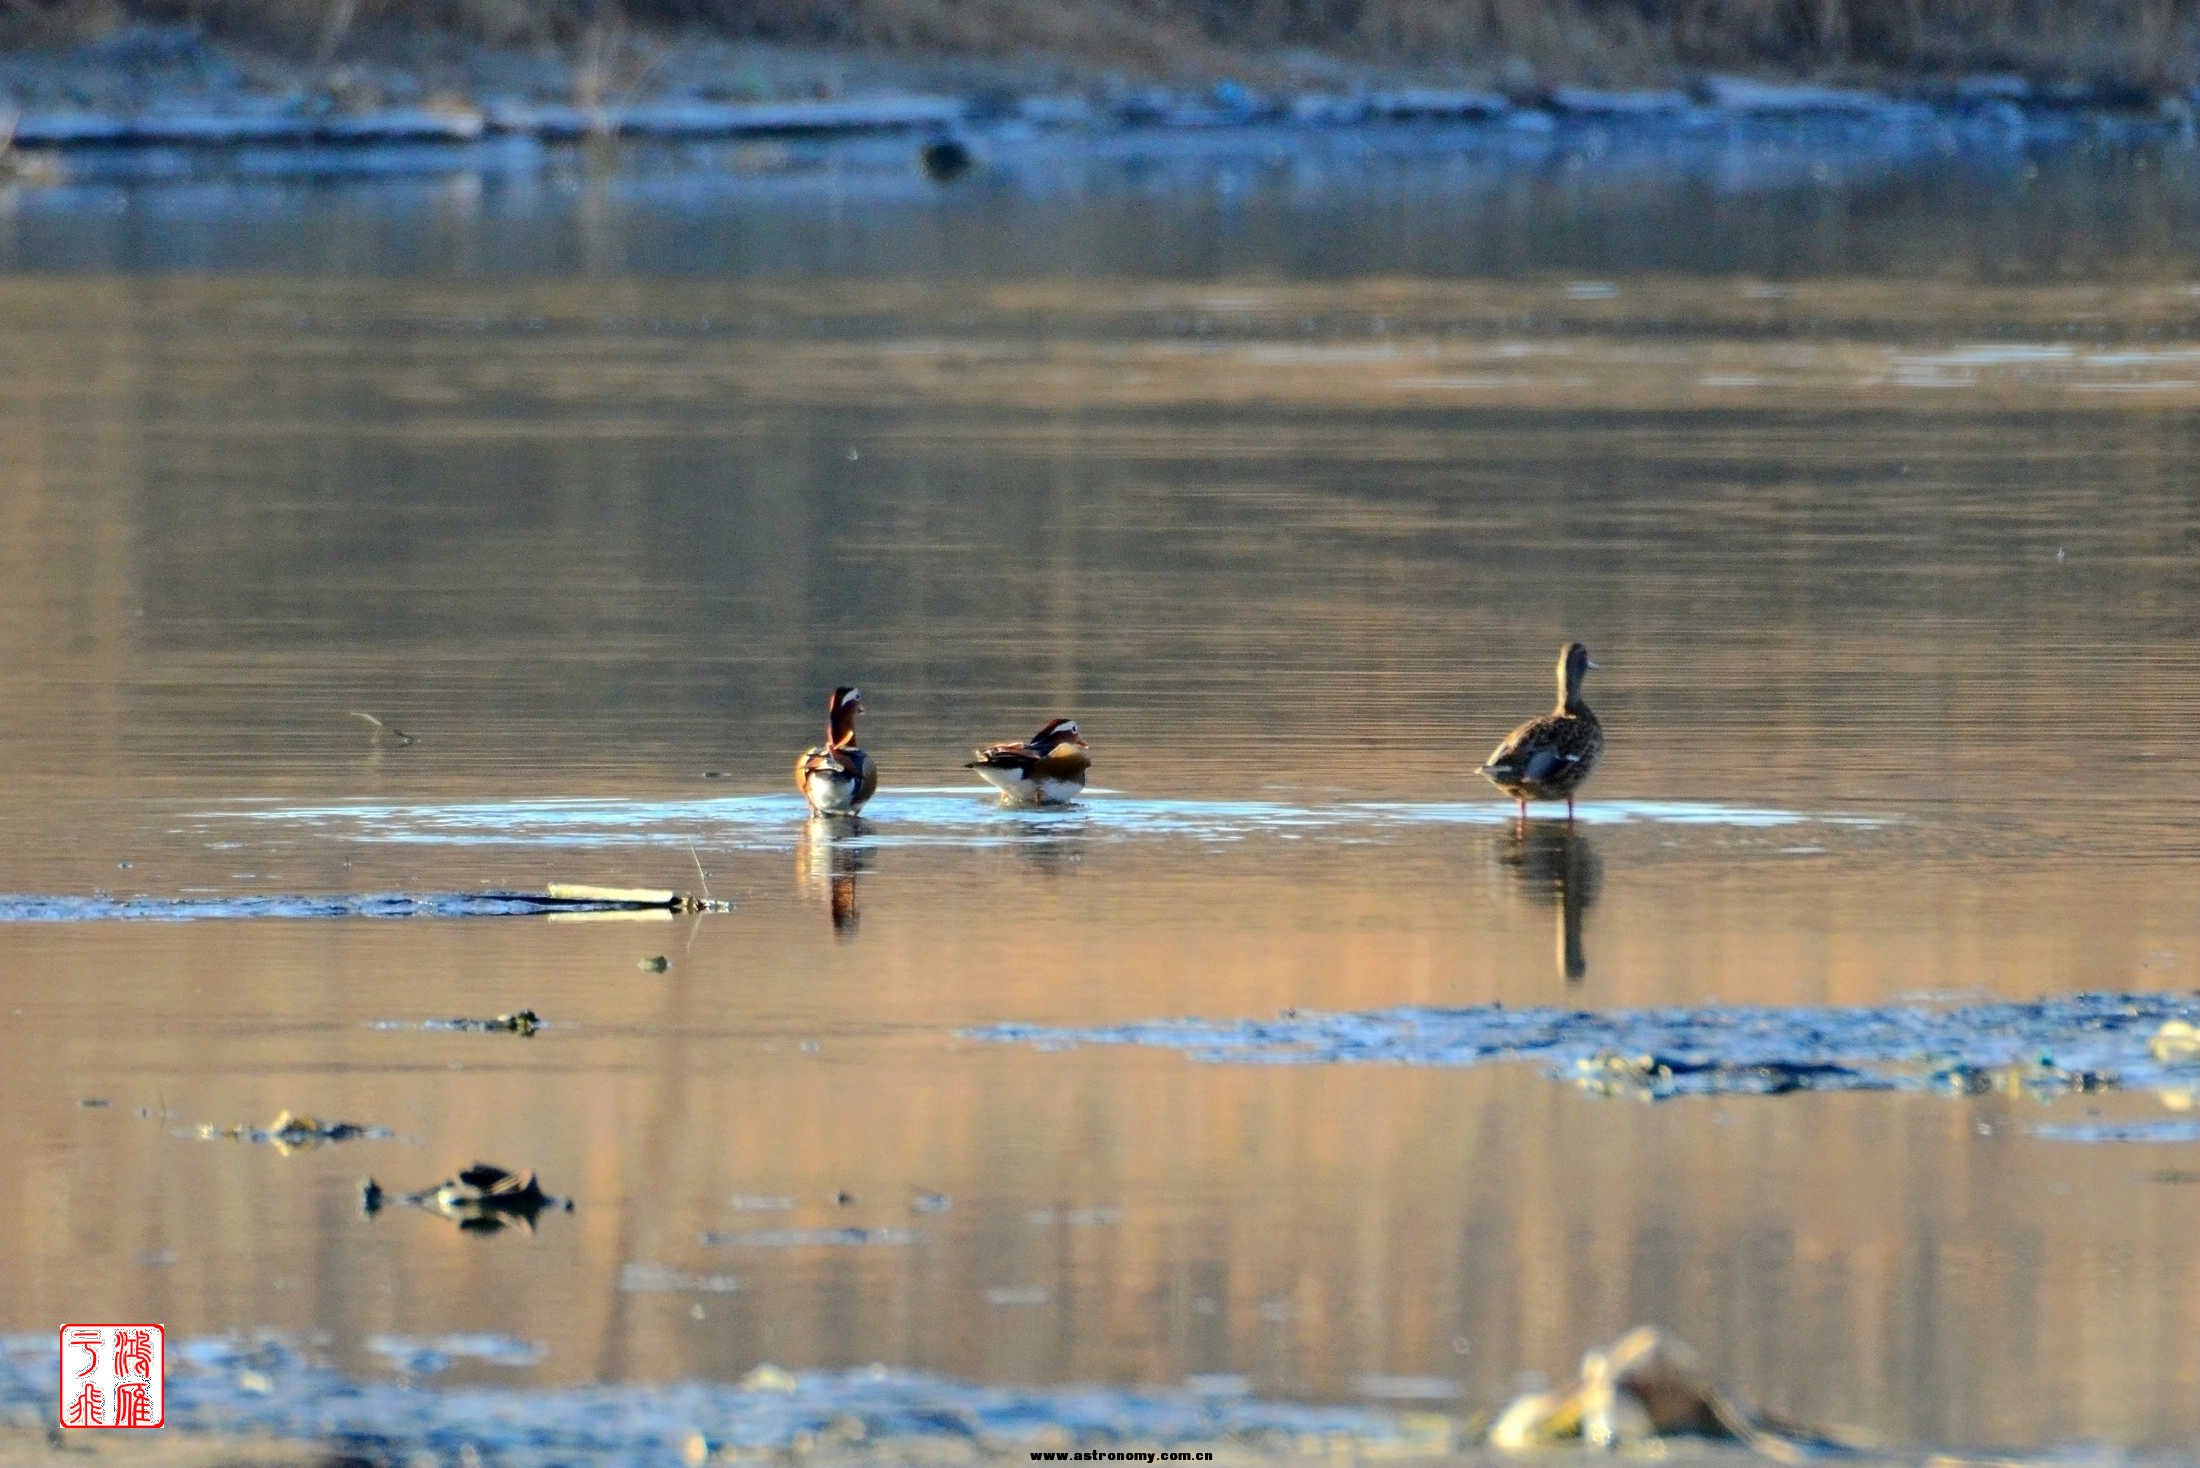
[826,687,865,748]
[1031,718,1088,749]
[802,689,877,814]
[967,717,1090,803]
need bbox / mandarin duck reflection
[964,717,1091,805]
[798,816,874,940]
[795,686,877,817]
[1478,642,1605,824]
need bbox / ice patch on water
[2031,1119,2200,1144]
[1912,343,2074,366]
[618,1263,743,1294]
[699,1226,919,1248]
[0,1332,1423,1461]
[180,792,1887,853]
[973,992,2200,1103]
[1352,1373,1463,1400]
[0,796,1902,923]
[367,1333,546,1373]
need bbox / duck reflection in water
[1004,809,1090,879]
[1497,822,1602,982]
[797,816,876,940]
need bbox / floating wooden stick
[546,882,730,913]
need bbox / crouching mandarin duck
[1478,642,1604,823]
[795,686,877,816]
[964,717,1091,805]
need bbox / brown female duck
[1478,642,1604,823]
[795,686,877,816]
[965,717,1091,805]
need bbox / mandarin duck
[795,686,877,816]
[964,717,1091,805]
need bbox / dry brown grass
[1,0,2196,89]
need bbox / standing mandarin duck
[1478,642,1604,823]
[795,686,877,816]
[964,717,1091,805]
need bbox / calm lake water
[2,124,2198,1456]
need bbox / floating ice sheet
[0,1333,1432,1462]
[180,791,1887,850]
[972,992,2200,1103]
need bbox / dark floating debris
[918,134,973,181]
[1491,1326,1870,1456]
[1932,1058,2111,1097]
[372,1162,571,1234]
[421,1009,541,1036]
[638,955,670,973]
[0,885,729,923]
[1573,1050,1864,1099]
[191,1109,392,1152]
[975,991,2200,1105]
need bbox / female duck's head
[1556,643,1599,709]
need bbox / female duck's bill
[795,686,878,816]
[1476,642,1605,823]
[965,717,1092,805]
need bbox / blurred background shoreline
[8,0,2200,98]
[1,0,2196,169]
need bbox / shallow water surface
[2,133,2199,1457]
